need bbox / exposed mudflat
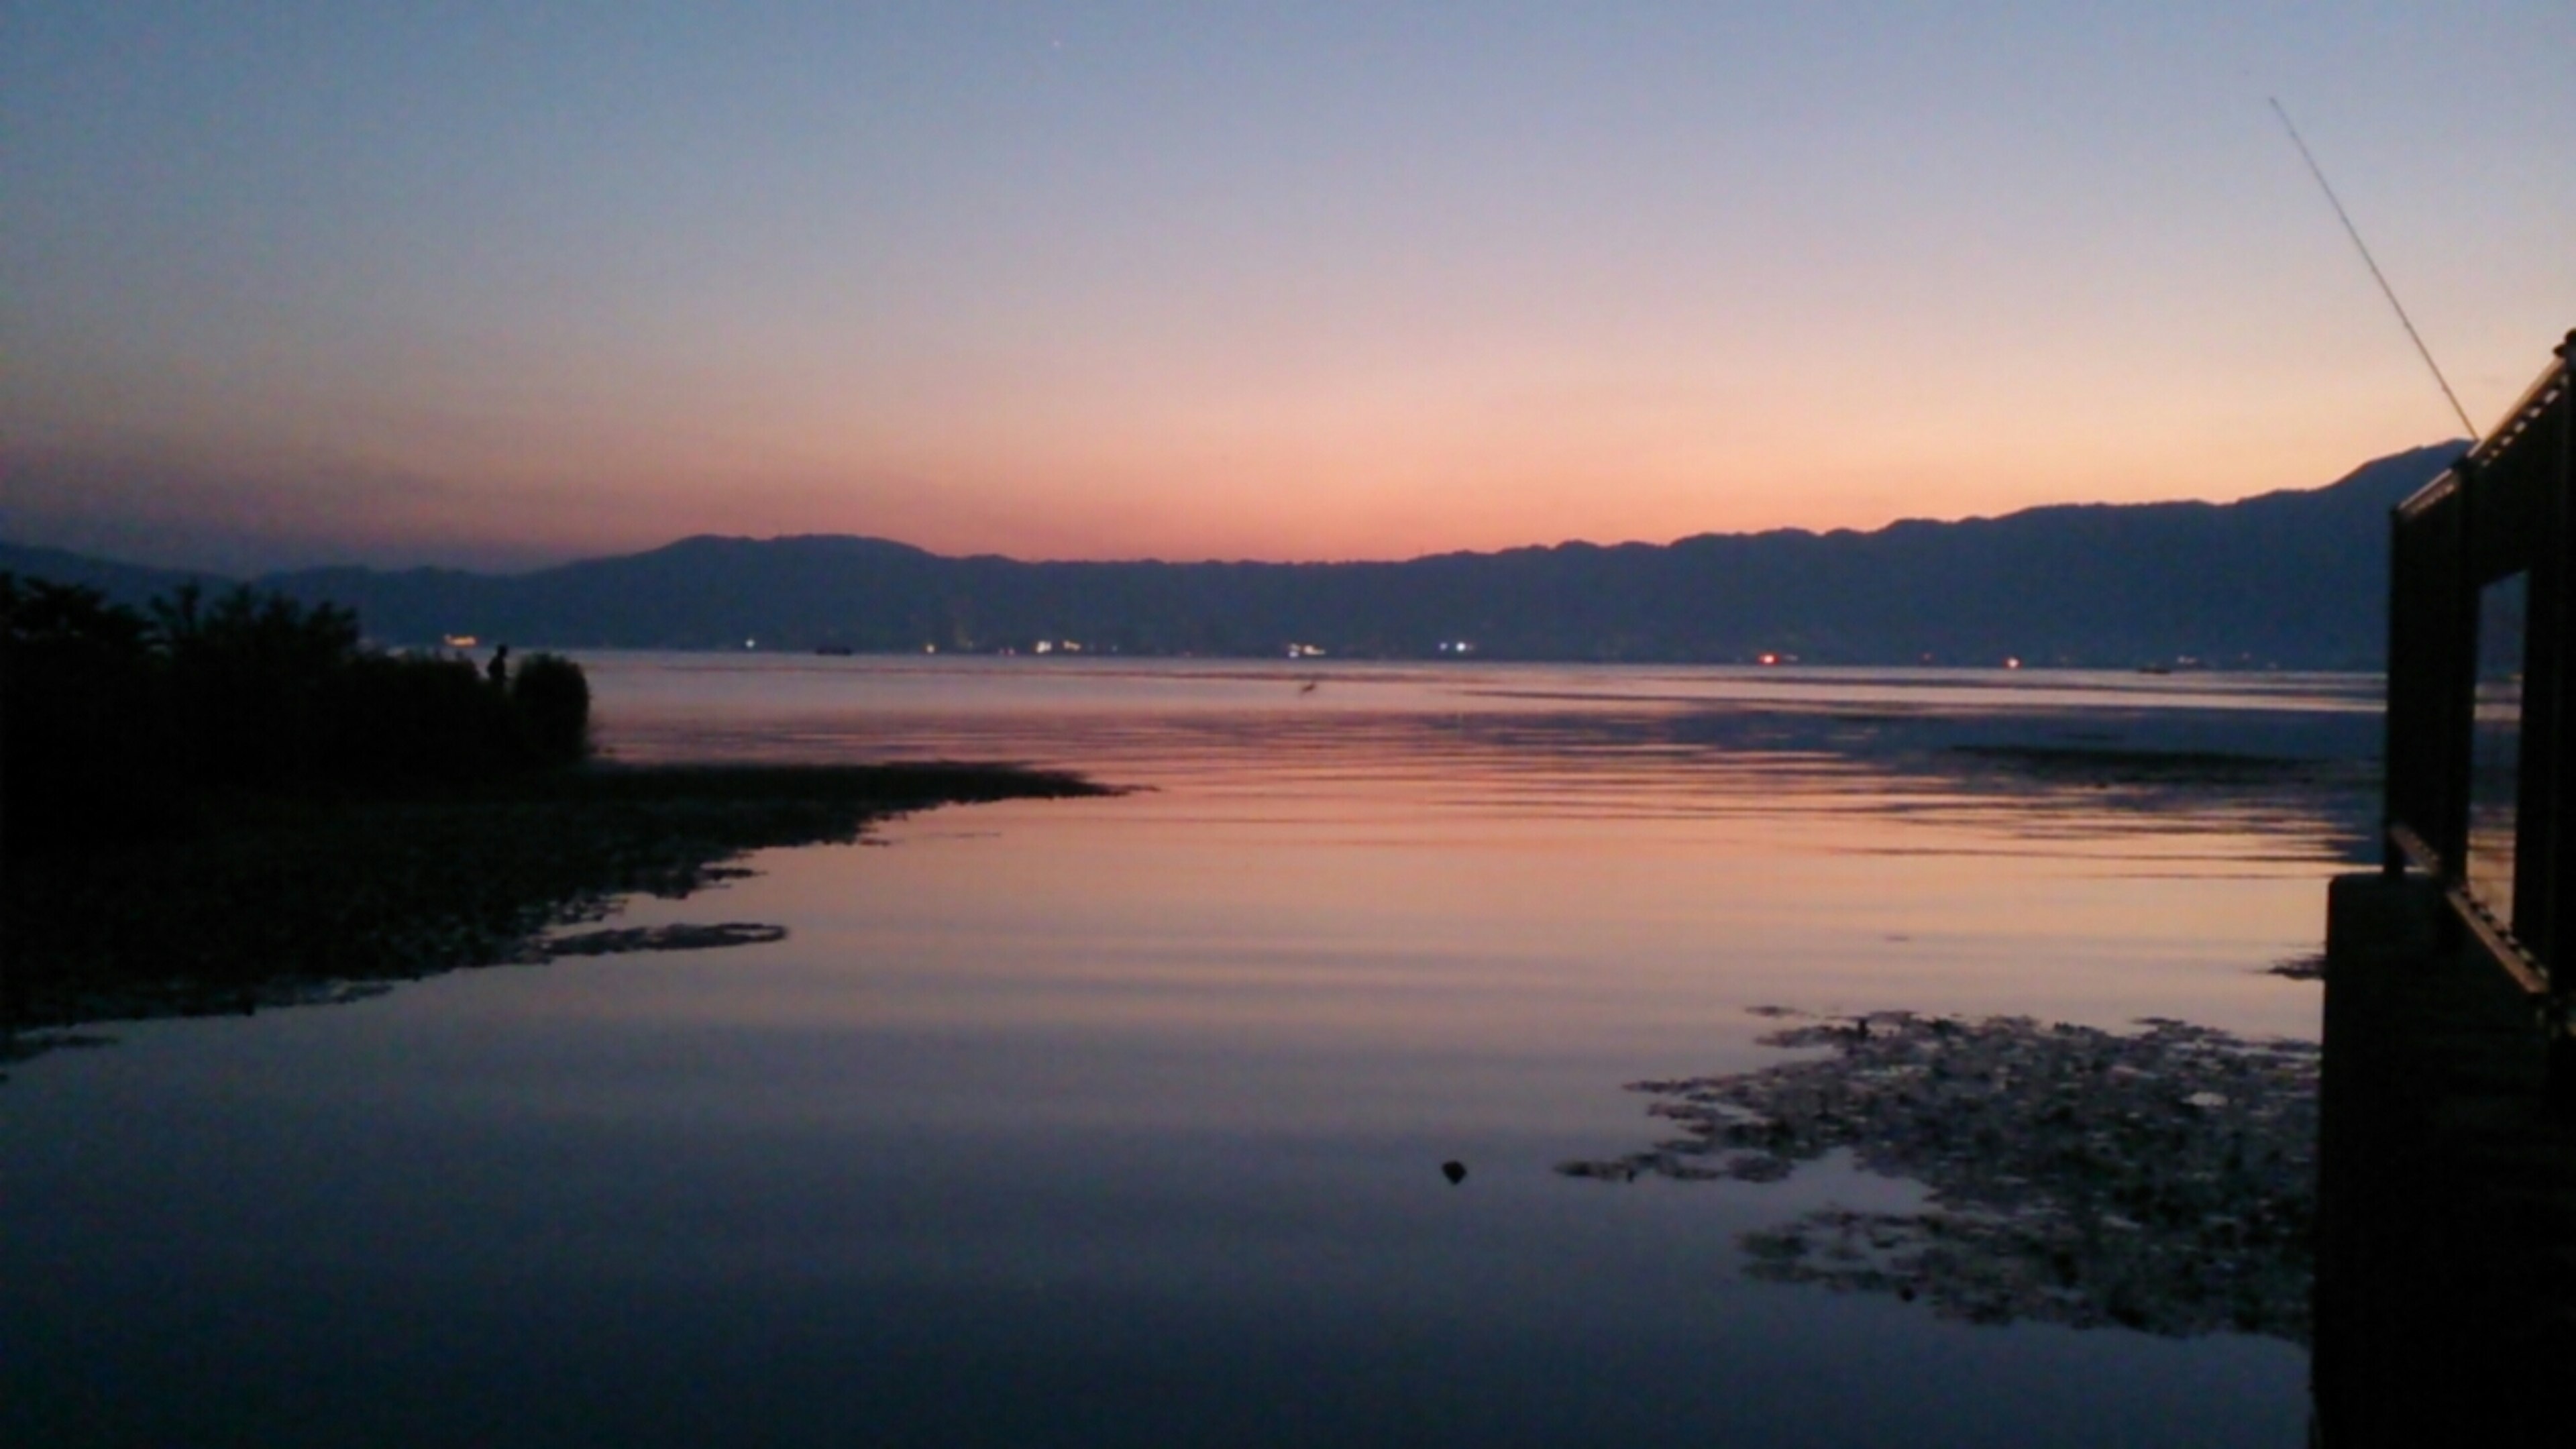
[2,761,1109,1037]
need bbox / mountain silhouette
[0,443,2461,667]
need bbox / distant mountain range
[1,443,2463,667]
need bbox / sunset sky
[6,3,2573,574]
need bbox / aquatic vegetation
[530,921,788,958]
[1559,1010,2318,1343]
[2265,952,2326,980]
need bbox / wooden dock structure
[2315,330,2576,1446]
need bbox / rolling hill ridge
[1,443,2463,667]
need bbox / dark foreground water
[1,659,2377,1447]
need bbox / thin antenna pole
[2269,97,2478,439]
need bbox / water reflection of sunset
[576,657,2363,1065]
[4,656,2339,1446]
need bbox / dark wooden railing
[2383,329,2575,1018]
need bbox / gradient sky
[6,3,2573,574]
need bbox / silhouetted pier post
[2316,875,2576,1445]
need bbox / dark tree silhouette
[0,574,594,861]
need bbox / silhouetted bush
[152,584,367,790]
[325,649,523,785]
[511,653,592,768]
[1,576,178,851]
[0,576,592,861]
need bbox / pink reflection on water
[555,655,2361,1092]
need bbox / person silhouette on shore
[487,643,511,687]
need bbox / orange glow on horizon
[3,6,2563,575]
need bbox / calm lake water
[3,657,2381,1448]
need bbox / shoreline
[2,760,1112,1041]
